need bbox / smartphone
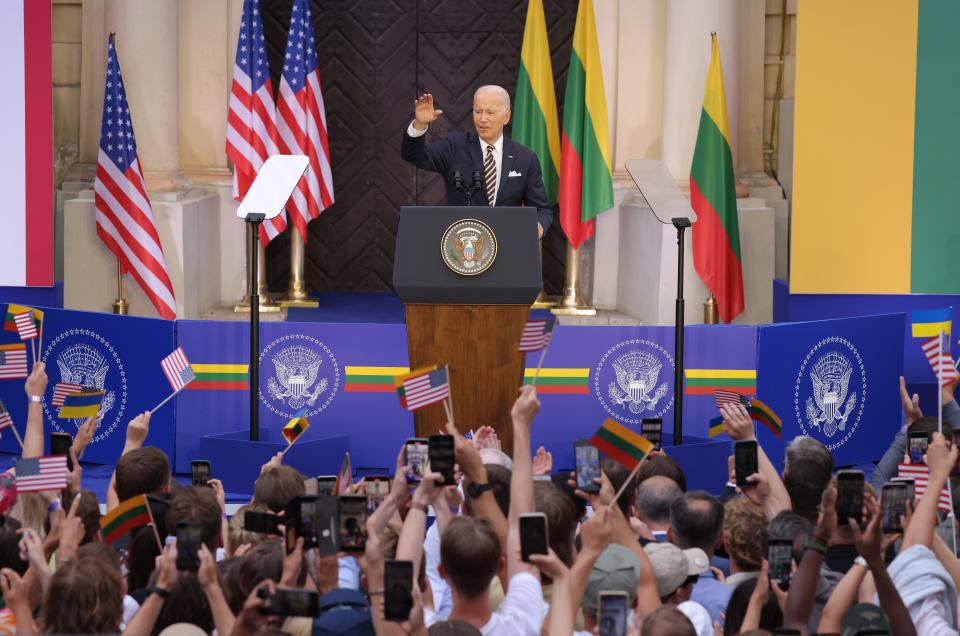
[881,482,908,533]
[891,477,915,502]
[191,460,211,486]
[257,586,320,617]
[244,510,281,536]
[365,475,390,515]
[597,590,628,636]
[519,512,548,563]
[766,539,793,590]
[773,630,802,636]
[384,560,414,621]
[734,440,758,488]
[316,476,337,497]
[908,431,929,464]
[175,523,203,571]
[836,470,865,525]
[574,440,600,493]
[641,418,663,451]
[49,432,73,472]
[404,438,429,484]
[338,494,367,552]
[428,435,456,486]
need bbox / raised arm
[396,471,443,583]
[816,560,868,634]
[721,403,791,512]
[902,432,956,550]
[106,411,150,511]
[445,419,508,553]
[22,362,48,459]
[783,485,837,634]
[400,93,452,173]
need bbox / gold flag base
[552,244,596,316]
[532,290,557,309]
[552,302,597,317]
[112,297,128,315]
[282,230,319,308]
[279,298,320,308]
[703,295,719,324]
[234,295,282,313]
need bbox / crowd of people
[0,360,958,636]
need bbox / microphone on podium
[454,170,465,195]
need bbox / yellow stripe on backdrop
[790,0,918,294]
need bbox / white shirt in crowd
[424,572,546,636]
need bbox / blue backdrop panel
[175,320,413,474]
[682,325,759,439]
[756,313,905,467]
[0,306,175,464]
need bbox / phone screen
[365,476,390,514]
[176,523,203,571]
[881,483,907,532]
[836,470,865,524]
[519,513,548,562]
[428,435,456,485]
[259,588,320,617]
[767,540,792,590]
[191,461,211,486]
[338,494,367,552]
[50,433,73,472]
[244,510,280,535]
[892,477,915,502]
[299,499,319,549]
[734,440,758,487]
[909,432,929,464]
[316,476,337,497]
[598,592,628,636]
[641,418,662,451]
[405,439,429,484]
[574,441,600,493]
[384,560,414,621]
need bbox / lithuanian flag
[589,418,654,472]
[101,494,152,545]
[345,366,409,393]
[184,363,249,390]
[690,34,744,324]
[513,0,560,204]
[684,368,756,395]
[707,398,782,439]
[522,367,589,394]
[558,0,613,249]
[3,304,42,333]
[283,408,309,445]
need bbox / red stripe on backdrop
[684,385,755,395]
[24,0,52,286]
[559,132,594,249]
[689,178,744,323]
[344,384,397,393]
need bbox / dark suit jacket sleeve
[524,153,553,233]
[400,129,454,174]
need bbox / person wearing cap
[644,542,714,636]
[579,544,641,633]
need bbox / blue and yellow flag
[912,308,952,338]
[58,389,104,419]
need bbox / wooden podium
[393,206,542,454]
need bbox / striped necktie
[483,144,497,205]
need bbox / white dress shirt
[406,121,503,202]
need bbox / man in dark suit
[400,86,552,238]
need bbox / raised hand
[472,425,501,451]
[72,416,99,458]
[125,411,151,448]
[24,361,47,399]
[511,385,541,428]
[532,446,553,475]
[444,419,485,482]
[413,93,443,129]
[926,432,957,480]
[721,403,755,441]
[850,491,882,565]
[899,376,923,425]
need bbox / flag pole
[37,316,44,361]
[607,455,648,511]
[529,334,554,387]
[149,387,182,415]
[9,424,24,452]
[112,260,128,315]
[443,398,454,426]
[939,329,945,436]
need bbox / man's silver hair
[474,85,511,112]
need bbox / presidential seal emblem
[260,334,340,418]
[793,337,867,450]
[42,329,127,444]
[594,339,675,423]
[441,219,497,275]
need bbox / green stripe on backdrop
[911,0,960,293]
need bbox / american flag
[0,401,12,433]
[897,463,953,513]
[51,382,84,408]
[160,347,195,392]
[13,312,37,341]
[519,314,557,352]
[226,0,283,244]
[0,345,28,379]
[402,367,450,411]
[715,389,752,410]
[94,35,177,321]
[276,0,334,242]
[14,456,68,493]
[921,333,958,386]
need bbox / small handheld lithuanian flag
[100,494,153,546]
[283,408,309,445]
[588,418,654,472]
[58,388,104,419]
[707,397,782,439]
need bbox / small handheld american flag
[921,333,958,386]
[398,367,450,411]
[714,389,752,410]
[0,344,29,380]
[14,456,68,493]
[161,347,195,392]
[519,313,557,353]
[13,312,37,341]
[51,382,84,408]
[0,401,12,432]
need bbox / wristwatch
[147,584,170,600]
[854,556,869,568]
[466,482,492,499]
[28,395,41,404]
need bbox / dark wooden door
[261,0,577,295]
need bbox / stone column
[104,0,182,191]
